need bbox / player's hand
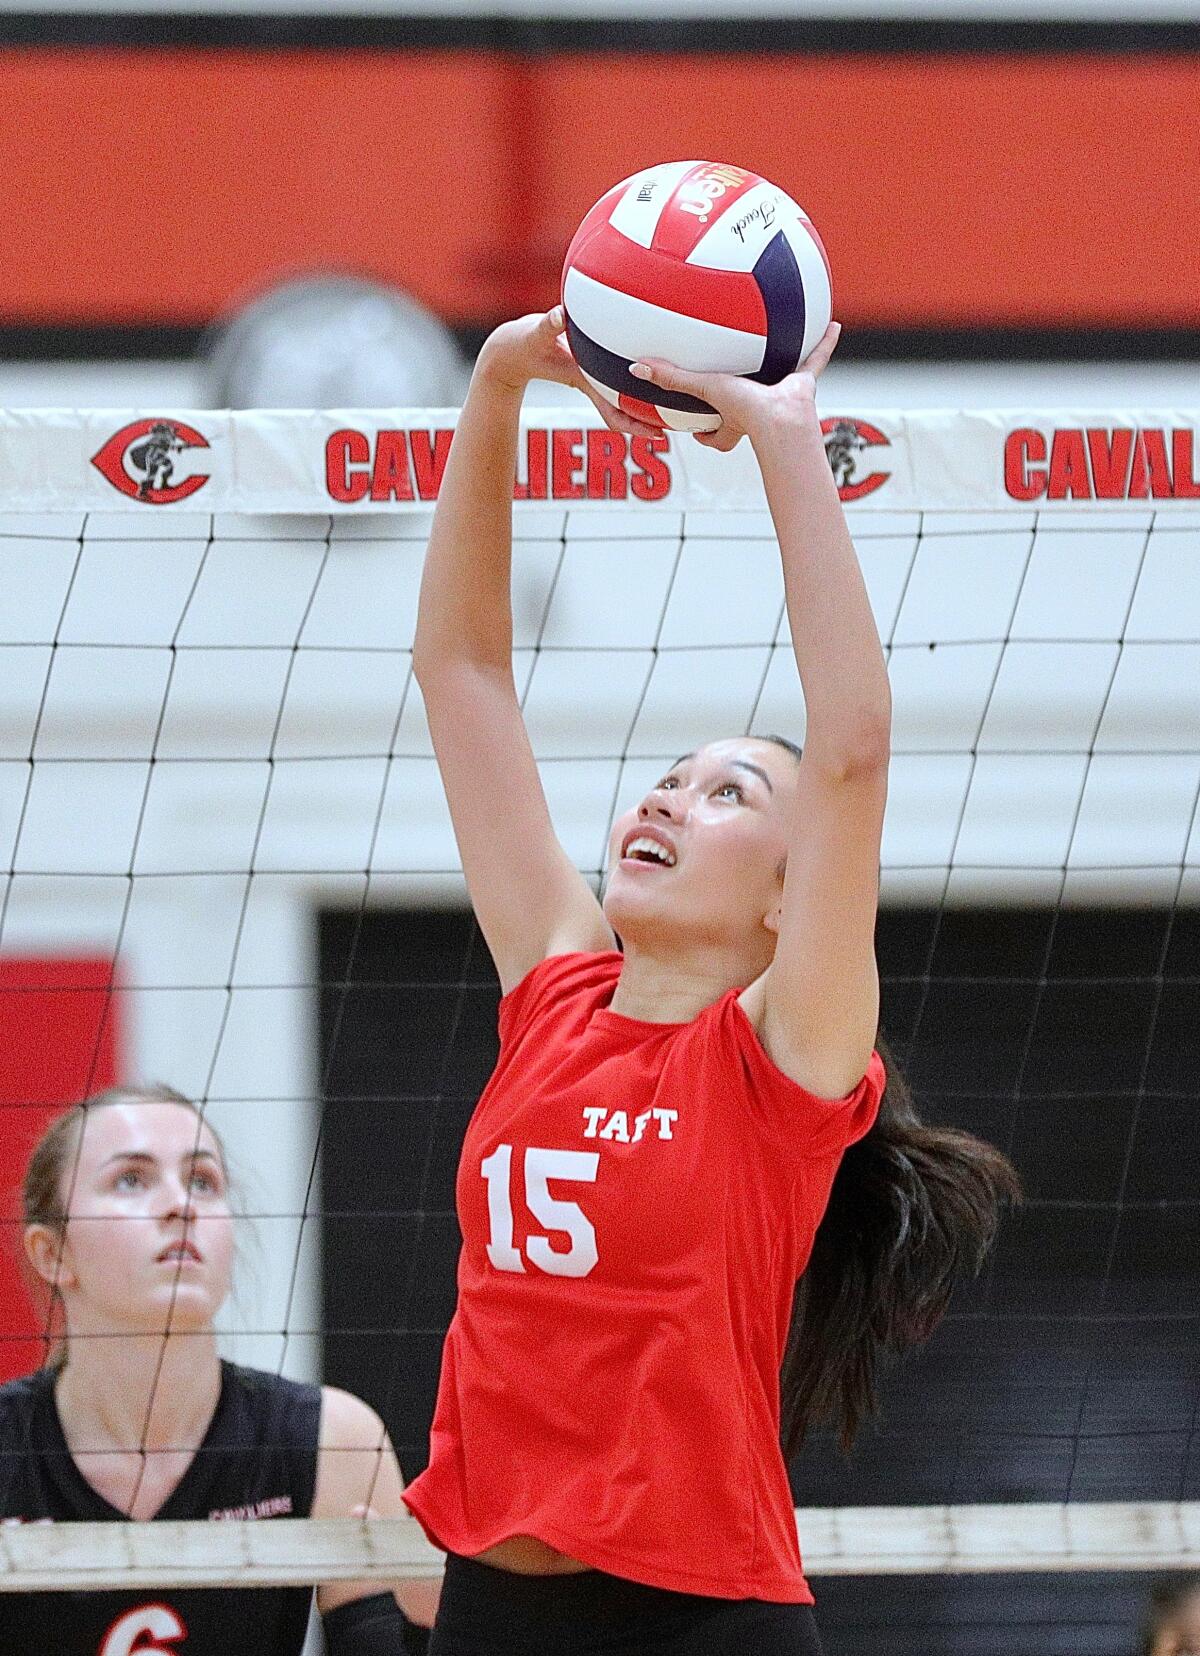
[477,309,662,440]
[628,320,841,452]
[476,309,577,393]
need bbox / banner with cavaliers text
[2,408,1200,514]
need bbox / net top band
[4,407,1200,516]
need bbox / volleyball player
[0,1084,439,1654]
[402,308,1018,1655]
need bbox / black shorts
[427,1553,825,1656]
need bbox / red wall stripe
[0,959,121,1381]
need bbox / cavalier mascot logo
[821,417,891,503]
[91,418,211,504]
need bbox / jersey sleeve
[496,950,622,1049]
[706,992,885,1161]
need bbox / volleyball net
[0,407,1197,1643]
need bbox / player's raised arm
[412,310,647,992]
[629,324,891,1099]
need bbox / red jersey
[402,951,884,1603]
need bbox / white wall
[4,357,1200,415]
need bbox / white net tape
[0,1503,1194,1590]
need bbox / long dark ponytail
[754,737,1021,1453]
[779,1034,1021,1454]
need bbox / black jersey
[0,1360,321,1655]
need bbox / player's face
[53,1103,235,1334]
[604,738,798,966]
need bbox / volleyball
[562,160,832,433]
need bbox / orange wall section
[538,55,1200,328]
[1,49,1198,329]
[2,50,514,324]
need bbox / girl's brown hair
[22,1085,227,1364]
[23,1084,219,1233]
[757,736,1022,1452]
[780,1035,1021,1453]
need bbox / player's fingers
[547,333,583,379]
[542,305,566,337]
[595,401,654,438]
[603,405,663,439]
[629,358,713,402]
[803,320,841,379]
[548,330,651,440]
[695,427,742,452]
[576,380,661,438]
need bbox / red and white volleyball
[562,161,832,434]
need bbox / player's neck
[607,942,755,1024]
[54,1333,223,1454]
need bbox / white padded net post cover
[0,406,1197,1588]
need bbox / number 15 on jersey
[481,1145,600,1279]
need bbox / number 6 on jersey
[481,1145,600,1278]
[100,1605,186,1656]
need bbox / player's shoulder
[218,1361,322,1443]
[500,948,623,1039]
[220,1361,320,1408]
[696,985,886,1159]
[530,948,623,996]
[316,1385,389,1451]
[0,1368,54,1447]
[0,1371,57,1463]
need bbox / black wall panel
[319,906,1200,1655]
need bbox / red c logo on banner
[820,417,891,502]
[90,419,211,505]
